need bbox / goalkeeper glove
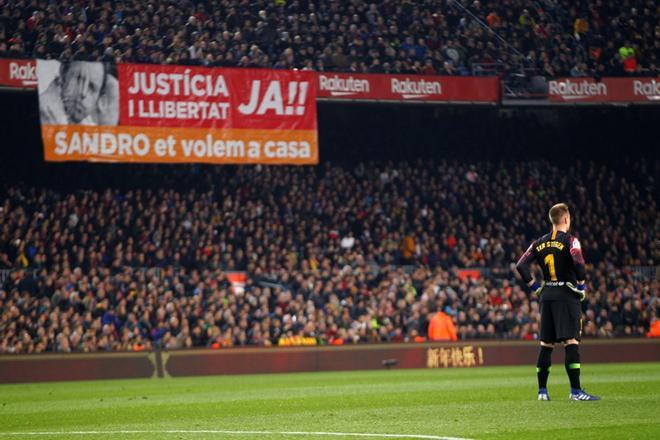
[529,281,543,297]
[567,282,586,301]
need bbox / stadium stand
[0,0,658,77]
[1,159,657,353]
[0,1,658,354]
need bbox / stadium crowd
[1,160,657,353]
[0,0,658,77]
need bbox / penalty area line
[0,430,472,440]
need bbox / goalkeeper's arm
[516,242,542,295]
[568,235,587,300]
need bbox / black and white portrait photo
[37,60,119,126]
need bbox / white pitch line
[0,430,472,440]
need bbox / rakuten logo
[318,74,370,96]
[548,79,607,100]
[9,61,37,84]
[633,79,660,100]
[391,78,441,98]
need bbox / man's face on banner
[61,62,105,123]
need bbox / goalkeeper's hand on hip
[529,281,544,297]
[567,282,586,301]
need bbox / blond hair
[549,203,569,225]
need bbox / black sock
[536,346,553,389]
[565,344,581,390]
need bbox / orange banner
[42,125,318,164]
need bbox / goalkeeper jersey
[516,230,586,285]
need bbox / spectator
[647,318,660,338]
[428,310,458,341]
[0,158,656,353]
[619,41,637,74]
[0,0,657,77]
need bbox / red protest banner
[118,64,317,129]
[0,58,37,88]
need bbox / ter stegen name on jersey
[535,240,565,252]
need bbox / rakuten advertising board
[317,72,499,103]
[0,58,37,88]
[37,60,318,164]
[548,77,660,103]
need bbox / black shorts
[540,288,582,343]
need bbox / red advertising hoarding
[6,55,660,109]
[317,72,500,103]
[548,77,660,103]
[0,58,37,88]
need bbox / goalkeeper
[515,203,600,401]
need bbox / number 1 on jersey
[544,254,558,281]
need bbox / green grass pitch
[0,363,659,439]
